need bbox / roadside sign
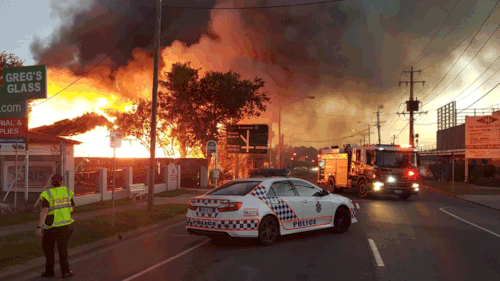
[465,115,500,158]
[0,118,28,138]
[207,140,217,154]
[0,99,28,118]
[110,132,123,148]
[1,65,47,100]
[226,124,268,154]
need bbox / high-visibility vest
[40,186,74,229]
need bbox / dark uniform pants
[42,224,72,274]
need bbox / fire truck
[317,144,420,200]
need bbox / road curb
[0,214,187,281]
[422,185,500,212]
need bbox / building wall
[437,124,465,151]
[0,143,76,193]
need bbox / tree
[159,62,270,158]
[0,51,24,85]
[110,99,178,157]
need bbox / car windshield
[207,181,261,196]
[375,151,417,168]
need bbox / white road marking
[355,203,360,209]
[368,239,385,267]
[122,239,210,281]
[440,207,500,239]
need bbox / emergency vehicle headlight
[387,176,396,183]
[412,183,419,189]
[374,182,384,191]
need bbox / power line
[163,0,344,10]
[422,23,500,107]
[420,1,500,106]
[457,81,500,114]
[34,0,345,107]
[34,13,155,106]
[407,0,463,67]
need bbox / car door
[291,180,333,228]
[266,181,303,230]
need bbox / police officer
[35,174,75,279]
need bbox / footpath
[422,180,500,210]
[0,187,210,280]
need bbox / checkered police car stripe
[187,218,259,230]
[350,208,356,219]
[250,186,299,222]
[191,198,227,218]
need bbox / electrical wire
[34,0,345,106]
[422,24,500,107]
[407,0,463,67]
[420,1,500,106]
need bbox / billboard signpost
[464,115,500,182]
[226,124,268,154]
[1,65,47,100]
[0,118,28,152]
[1,65,47,206]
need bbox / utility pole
[148,0,162,212]
[399,66,425,147]
[375,105,385,145]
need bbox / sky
[1,0,500,157]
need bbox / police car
[186,169,357,245]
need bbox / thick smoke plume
[29,0,484,146]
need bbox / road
[13,187,500,281]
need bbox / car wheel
[258,216,280,246]
[333,206,351,233]
[399,194,411,200]
[357,180,368,197]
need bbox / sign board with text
[226,124,268,154]
[465,115,500,159]
[1,65,47,100]
[0,99,28,118]
[207,140,217,154]
[0,117,28,151]
[110,132,123,148]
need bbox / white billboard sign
[465,115,500,159]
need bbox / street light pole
[277,95,315,169]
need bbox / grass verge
[0,203,188,269]
[0,189,199,227]
[0,199,135,227]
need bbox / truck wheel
[329,179,339,193]
[357,180,368,197]
[399,194,411,200]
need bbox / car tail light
[217,202,243,212]
[188,199,197,210]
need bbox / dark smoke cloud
[30,0,217,74]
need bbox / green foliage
[159,62,270,157]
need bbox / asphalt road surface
[13,187,500,281]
